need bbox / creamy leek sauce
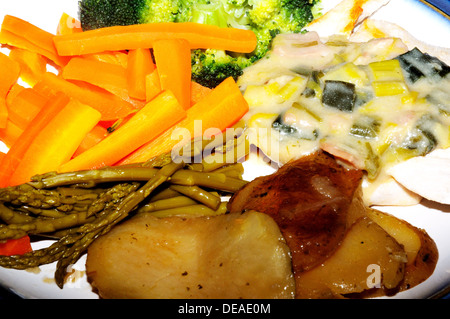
[238,32,450,204]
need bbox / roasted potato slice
[367,209,438,291]
[86,211,295,299]
[296,216,407,299]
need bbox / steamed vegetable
[0,136,248,288]
[59,90,186,172]
[53,22,257,56]
[78,0,321,88]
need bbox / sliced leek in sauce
[239,32,450,204]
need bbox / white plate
[0,0,449,299]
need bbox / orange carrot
[0,52,20,128]
[0,92,70,187]
[0,236,32,256]
[9,98,102,186]
[0,15,68,66]
[118,77,248,165]
[127,48,155,100]
[59,90,187,172]
[145,69,162,102]
[190,81,212,106]
[83,51,128,68]
[8,48,47,86]
[0,99,8,129]
[6,83,26,107]
[57,13,82,35]
[53,22,257,56]
[6,88,49,130]
[153,38,192,110]
[0,119,23,148]
[62,57,130,101]
[0,52,20,98]
[73,124,108,157]
[34,72,137,121]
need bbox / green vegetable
[79,0,321,87]
[0,135,248,288]
[322,80,356,112]
[396,47,450,83]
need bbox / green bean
[169,185,221,210]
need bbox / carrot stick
[53,22,257,56]
[0,119,23,148]
[35,72,137,121]
[0,16,68,66]
[8,48,47,86]
[6,83,25,107]
[2,15,55,55]
[0,236,32,256]
[6,88,49,130]
[127,48,155,100]
[0,52,20,128]
[118,77,248,165]
[190,81,212,106]
[62,57,130,101]
[0,52,20,98]
[9,98,102,186]
[153,38,192,110]
[57,13,82,35]
[0,100,8,129]
[145,69,162,102]
[0,92,70,187]
[73,124,108,157]
[59,90,186,172]
[83,51,128,68]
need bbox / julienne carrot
[53,22,257,56]
[6,88,49,130]
[0,92,71,187]
[145,69,162,102]
[73,124,108,157]
[127,48,155,100]
[9,98,102,186]
[0,236,32,256]
[117,77,248,165]
[0,52,20,98]
[0,15,69,66]
[0,120,23,148]
[8,48,47,86]
[190,81,212,106]
[153,38,192,110]
[0,100,8,129]
[34,72,138,121]
[62,57,130,101]
[59,90,187,173]
[83,51,129,68]
[6,83,25,107]
[0,52,20,128]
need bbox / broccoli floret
[191,49,252,88]
[79,0,180,30]
[79,0,321,87]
